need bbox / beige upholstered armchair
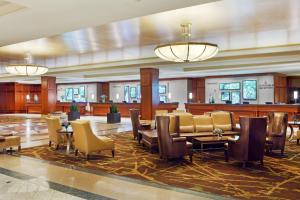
[45,117,65,149]
[71,120,115,160]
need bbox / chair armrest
[172,137,186,143]
[232,127,240,132]
[269,132,285,137]
[227,137,238,143]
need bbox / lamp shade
[5,64,48,76]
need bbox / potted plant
[68,101,80,121]
[107,103,121,123]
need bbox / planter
[68,111,80,121]
[107,113,121,123]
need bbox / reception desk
[90,103,179,117]
[56,102,87,115]
[185,103,300,121]
[25,103,42,114]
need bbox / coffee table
[193,136,230,152]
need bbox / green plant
[109,103,119,113]
[70,104,79,112]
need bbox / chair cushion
[178,113,194,133]
[193,115,214,132]
[211,111,232,131]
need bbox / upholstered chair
[45,117,65,149]
[266,112,288,155]
[211,111,238,132]
[193,115,214,133]
[129,109,143,140]
[71,120,114,159]
[177,113,195,133]
[156,116,193,162]
[226,117,267,167]
[295,130,300,145]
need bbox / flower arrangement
[213,128,223,137]
[100,94,107,103]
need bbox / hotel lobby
[0,0,300,199]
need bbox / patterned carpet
[20,133,300,200]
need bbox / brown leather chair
[129,109,142,140]
[266,112,288,155]
[225,117,267,167]
[156,116,193,162]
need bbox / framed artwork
[219,82,240,90]
[65,88,73,101]
[124,86,129,102]
[221,91,231,101]
[79,86,85,96]
[130,87,137,98]
[231,91,241,104]
[73,88,79,95]
[243,80,257,100]
[159,85,167,94]
[159,95,167,103]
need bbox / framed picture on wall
[159,95,167,103]
[130,87,137,98]
[124,86,129,102]
[73,88,79,95]
[159,85,167,94]
[221,91,231,101]
[231,91,241,104]
[65,88,73,101]
[79,86,85,97]
[243,80,257,100]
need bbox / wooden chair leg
[112,150,115,158]
[281,149,284,156]
[189,154,193,163]
[55,144,59,150]
[18,146,21,152]
[224,149,229,162]
[9,147,13,154]
[242,161,246,168]
[86,154,89,160]
[260,159,264,166]
[297,139,299,145]
[75,149,78,156]
[48,141,52,147]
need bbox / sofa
[177,111,240,139]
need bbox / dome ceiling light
[154,23,218,62]
[5,52,48,76]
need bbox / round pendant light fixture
[5,52,48,76]
[154,23,218,62]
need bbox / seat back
[241,117,267,161]
[129,109,141,139]
[211,111,233,131]
[178,113,194,133]
[156,116,172,158]
[172,109,186,113]
[268,112,288,137]
[45,117,61,144]
[71,120,97,153]
[194,115,214,132]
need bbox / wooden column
[187,78,205,103]
[140,68,159,120]
[41,76,57,114]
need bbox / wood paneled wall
[0,83,41,113]
[187,78,205,103]
[41,76,57,114]
[274,74,287,103]
[101,82,110,102]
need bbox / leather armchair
[156,116,193,162]
[45,117,65,149]
[71,120,114,159]
[266,112,288,155]
[129,109,144,141]
[226,117,267,167]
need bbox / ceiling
[1,0,300,83]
